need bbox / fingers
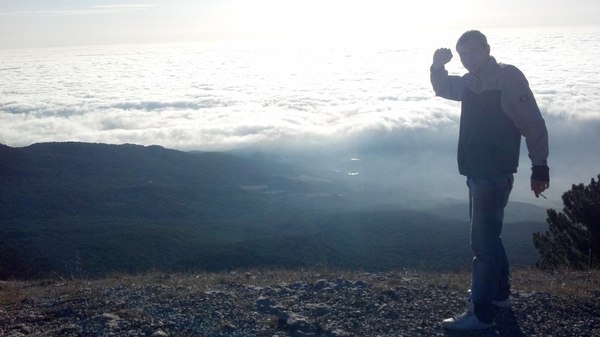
[531,179,550,198]
[433,48,453,68]
[434,48,452,58]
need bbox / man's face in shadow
[457,40,491,74]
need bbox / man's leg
[496,240,511,302]
[442,174,513,331]
[469,175,513,322]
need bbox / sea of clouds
[0,42,451,149]
[1,25,599,205]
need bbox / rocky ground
[1,269,599,337]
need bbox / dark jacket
[430,56,548,178]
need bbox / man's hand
[531,179,549,198]
[432,48,453,70]
[531,165,550,198]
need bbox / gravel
[1,271,598,337]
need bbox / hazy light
[1,1,599,49]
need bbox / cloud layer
[0,41,451,149]
[3,26,598,151]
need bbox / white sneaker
[442,311,492,331]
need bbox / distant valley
[0,142,549,279]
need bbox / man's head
[456,30,491,74]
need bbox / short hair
[457,30,488,48]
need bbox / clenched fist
[432,48,453,70]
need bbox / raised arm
[430,48,465,101]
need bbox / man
[430,30,550,330]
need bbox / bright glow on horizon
[229,1,459,43]
[1,0,600,48]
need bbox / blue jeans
[467,174,513,322]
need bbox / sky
[1,0,600,48]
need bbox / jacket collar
[464,56,500,92]
[473,56,499,78]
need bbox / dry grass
[417,268,600,301]
[0,279,83,305]
[510,268,600,299]
[0,281,27,305]
[1,268,598,306]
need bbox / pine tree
[533,174,600,269]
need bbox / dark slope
[0,142,546,279]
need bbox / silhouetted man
[430,30,550,331]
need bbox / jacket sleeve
[500,66,549,167]
[430,67,465,101]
